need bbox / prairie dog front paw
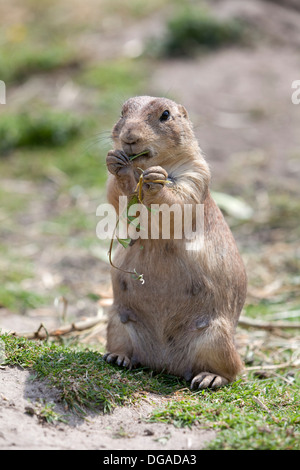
[106,149,132,176]
[142,166,168,193]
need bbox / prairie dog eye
[160,110,170,122]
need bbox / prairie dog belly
[111,238,203,310]
[110,239,211,373]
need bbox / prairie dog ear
[178,104,188,119]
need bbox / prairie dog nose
[120,126,140,146]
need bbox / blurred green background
[0,0,299,337]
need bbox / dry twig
[9,316,106,340]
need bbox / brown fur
[104,96,247,389]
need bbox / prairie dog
[104,96,247,389]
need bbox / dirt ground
[0,367,216,450]
[1,0,300,450]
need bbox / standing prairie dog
[104,96,247,389]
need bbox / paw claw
[191,372,228,390]
[103,353,118,364]
[103,352,132,369]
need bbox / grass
[0,286,49,312]
[0,43,77,84]
[0,187,31,216]
[0,121,109,313]
[78,59,147,94]
[0,111,83,156]
[244,300,300,320]
[1,334,184,414]
[150,377,300,450]
[35,402,67,424]
[0,5,80,85]
[101,0,171,20]
[267,192,300,233]
[0,247,50,312]
[149,6,248,58]
[1,333,299,449]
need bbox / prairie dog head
[111,96,199,166]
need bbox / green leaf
[116,237,131,248]
[129,151,149,161]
